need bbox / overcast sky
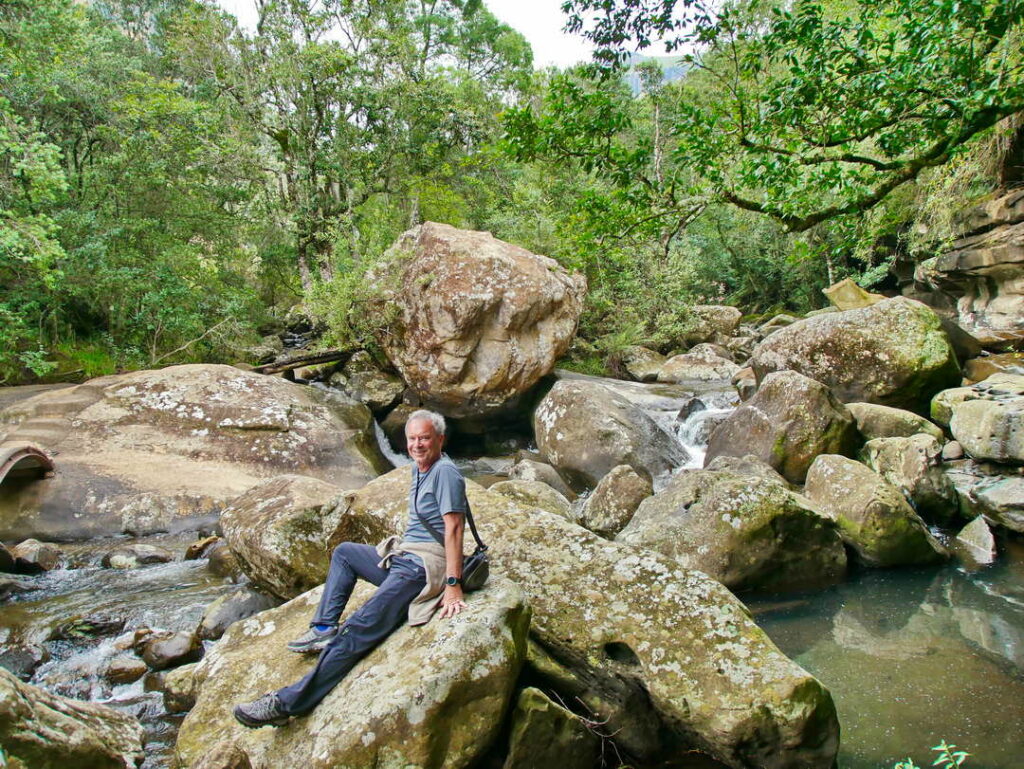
[212,0,596,69]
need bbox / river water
[2,376,1022,768]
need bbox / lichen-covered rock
[947,376,1024,463]
[657,347,741,383]
[490,480,572,519]
[162,662,199,714]
[578,465,652,538]
[0,365,390,541]
[533,379,688,488]
[327,351,404,414]
[347,469,840,769]
[502,687,600,769]
[619,466,846,592]
[705,370,860,483]
[508,458,577,501]
[750,297,960,410]
[684,305,743,345]
[220,474,398,600]
[175,578,529,769]
[100,543,174,570]
[618,346,667,382]
[0,667,144,768]
[804,455,947,567]
[861,434,959,524]
[366,222,586,420]
[197,587,282,641]
[846,402,945,441]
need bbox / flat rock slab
[176,578,528,769]
[0,364,389,541]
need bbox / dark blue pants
[275,542,426,716]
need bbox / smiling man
[233,409,468,728]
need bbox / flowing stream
[2,375,1022,768]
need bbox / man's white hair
[406,409,446,437]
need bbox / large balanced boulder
[0,667,144,768]
[861,434,959,524]
[705,370,860,483]
[175,578,529,769]
[533,379,688,488]
[348,468,840,769]
[804,455,947,566]
[749,297,960,410]
[618,465,846,592]
[220,474,401,600]
[366,222,586,421]
[0,365,390,541]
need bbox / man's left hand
[440,585,466,619]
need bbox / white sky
[212,0,596,69]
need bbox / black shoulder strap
[414,467,488,551]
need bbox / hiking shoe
[287,625,337,654]
[233,693,289,728]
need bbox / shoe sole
[286,641,330,654]
[233,705,289,729]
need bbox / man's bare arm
[439,511,466,619]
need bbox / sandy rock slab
[351,468,840,769]
[367,221,586,421]
[0,364,389,541]
[0,667,144,768]
[175,578,529,769]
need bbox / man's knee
[331,541,359,565]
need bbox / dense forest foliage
[1,0,1021,384]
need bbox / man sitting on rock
[233,409,468,727]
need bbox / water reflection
[750,537,1024,769]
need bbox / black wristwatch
[445,576,461,586]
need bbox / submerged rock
[0,364,390,541]
[0,667,144,768]
[804,455,948,567]
[619,466,846,592]
[101,543,174,569]
[175,578,529,769]
[705,370,859,483]
[750,297,960,410]
[366,222,586,421]
[533,379,688,487]
[347,469,840,769]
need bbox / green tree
[522,0,1024,232]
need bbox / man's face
[405,418,444,469]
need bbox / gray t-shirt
[405,454,467,549]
